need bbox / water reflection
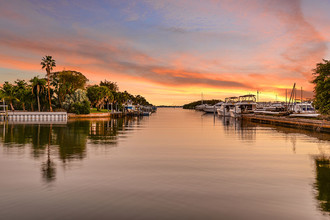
[220,117,256,143]
[0,117,142,183]
[219,116,330,215]
[314,155,330,214]
[240,119,330,142]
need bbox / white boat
[217,97,238,116]
[289,113,319,117]
[254,110,281,115]
[229,95,257,117]
[203,102,223,113]
[289,102,319,117]
[195,93,206,111]
[254,102,285,115]
[263,103,285,112]
[195,104,207,111]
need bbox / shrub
[72,100,90,114]
[63,89,91,114]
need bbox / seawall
[242,114,330,133]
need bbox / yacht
[289,102,319,117]
[203,102,223,113]
[254,102,285,115]
[195,104,208,111]
[217,97,238,116]
[229,95,257,117]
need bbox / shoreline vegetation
[182,100,222,109]
[0,56,153,115]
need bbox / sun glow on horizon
[0,0,329,105]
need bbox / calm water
[0,108,330,219]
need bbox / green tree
[14,79,30,111]
[41,55,56,112]
[30,76,47,112]
[0,82,18,110]
[100,80,119,92]
[134,94,150,106]
[52,70,89,107]
[87,85,113,111]
[63,89,91,114]
[312,59,330,115]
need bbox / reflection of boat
[229,95,257,117]
[217,97,238,117]
[203,102,223,113]
[142,112,152,116]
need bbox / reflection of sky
[1,0,330,105]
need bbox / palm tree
[0,82,18,111]
[30,76,46,112]
[41,56,56,112]
[14,79,28,111]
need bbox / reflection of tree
[0,117,141,182]
[41,125,56,182]
[0,124,51,158]
[31,125,52,158]
[89,119,122,145]
[314,156,330,214]
[41,145,56,182]
[88,117,140,145]
[52,121,89,162]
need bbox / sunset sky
[1,0,330,105]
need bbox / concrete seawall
[242,114,330,133]
[1,112,68,122]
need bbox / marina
[0,108,329,219]
[193,92,329,133]
[1,1,330,219]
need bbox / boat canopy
[225,97,239,103]
[238,95,256,103]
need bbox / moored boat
[288,102,319,117]
[229,95,257,117]
[195,104,208,111]
[203,102,223,113]
[217,97,238,117]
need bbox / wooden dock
[242,114,330,133]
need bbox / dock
[242,114,330,133]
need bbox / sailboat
[195,93,207,111]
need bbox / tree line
[0,56,151,114]
[182,100,223,109]
[312,59,330,115]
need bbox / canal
[0,108,329,219]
